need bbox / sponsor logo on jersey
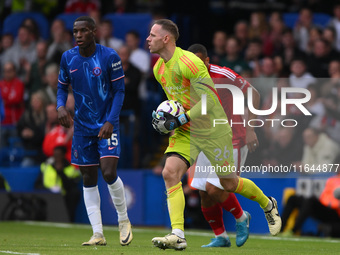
[112,60,122,71]
[92,67,102,76]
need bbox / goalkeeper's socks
[167,182,185,231]
[234,177,270,209]
[83,185,103,234]
[172,228,185,239]
[107,177,128,222]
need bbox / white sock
[216,231,228,239]
[107,177,128,222]
[235,211,248,222]
[83,186,103,234]
[172,228,185,239]
[264,198,273,212]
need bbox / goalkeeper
[147,19,282,251]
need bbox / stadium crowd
[0,0,340,171]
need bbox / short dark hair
[74,16,96,29]
[126,30,140,39]
[153,19,179,41]
[187,44,208,58]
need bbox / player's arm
[245,83,260,153]
[185,58,217,121]
[98,54,125,139]
[57,54,72,128]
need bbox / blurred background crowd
[0,0,340,172]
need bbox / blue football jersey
[57,44,125,136]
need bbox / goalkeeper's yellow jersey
[153,47,231,138]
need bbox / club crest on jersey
[92,67,102,76]
[74,149,78,159]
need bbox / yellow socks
[167,182,185,231]
[235,177,269,209]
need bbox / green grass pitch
[0,221,339,255]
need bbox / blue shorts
[71,131,121,166]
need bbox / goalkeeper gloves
[152,111,189,135]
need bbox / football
[156,100,185,119]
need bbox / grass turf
[0,221,339,255]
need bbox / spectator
[301,128,340,172]
[46,19,73,65]
[1,25,37,81]
[25,40,49,99]
[310,94,340,145]
[248,12,269,41]
[276,28,306,74]
[35,145,81,222]
[43,103,73,163]
[289,58,316,89]
[293,8,315,52]
[21,18,41,43]
[322,26,337,52]
[208,30,227,65]
[0,33,14,62]
[321,60,340,96]
[252,57,277,105]
[304,83,325,117]
[281,171,340,237]
[0,62,25,127]
[125,30,150,100]
[306,26,322,54]
[64,0,100,13]
[244,38,264,70]
[118,45,142,116]
[220,37,250,74]
[17,90,47,166]
[99,19,123,51]
[41,63,59,104]
[234,20,249,57]
[307,39,338,78]
[327,2,340,52]
[265,11,286,56]
[118,45,142,168]
[264,127,303,167]
[125,30,150,76]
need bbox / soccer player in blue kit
[57,16,133,246]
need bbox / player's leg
[71,135,106,246]
[205,182,250,247]
[99,130,132,246]
[219,177,281,235]
[80,165,107,246]
[199,189,231,248]
[204,135,282,236]
[152,132,195,250]
[152,154,189,250]
[191,152,231,247]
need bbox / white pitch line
[0,251,40,255]
[22,221,340,244]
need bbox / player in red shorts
[188,44,260,247]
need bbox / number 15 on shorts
[107,133,118,149]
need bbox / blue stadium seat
[283,12,331,29]
[55,13,87,32]
[2,12,50,40]
[103,13,152,48]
